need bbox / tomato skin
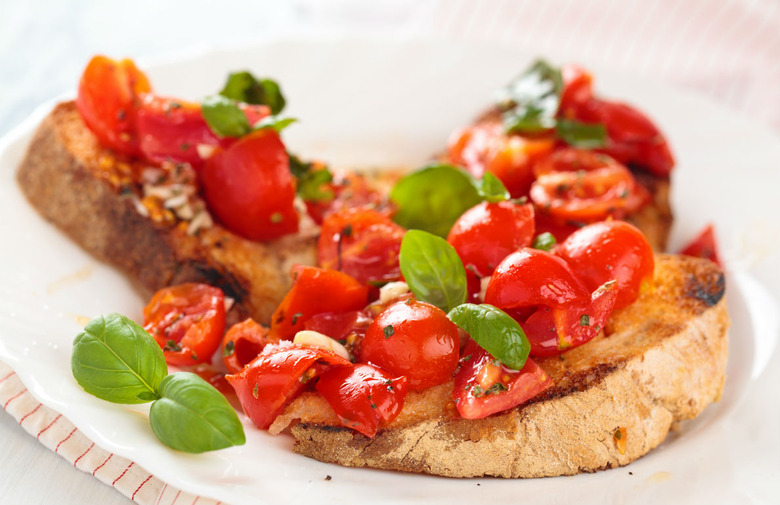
[680,224,722,267]
[556,220,655,309]
[76,55,151,156]
[485,248,589,310]
[200,129,299,241]
[222,318,271,374]
[560,64,594,115]
[522,280,618,356]
[226,343,350,430]
[270,266,370,342]
[315,363,408,437]
[360,300,460,391]
[317,207,405,285]
[447,201,535,277]
[530,148,649,223]
[143,283,226,366]
[447,122,556,198]
[453,339,551,420]
[304,170,384,225]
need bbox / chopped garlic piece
[293,330,350,360]
[379,281,410,304]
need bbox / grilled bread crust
[16,101,317,325]
[287,255,728,478]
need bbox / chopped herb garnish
[580,314,590,326]
[383,325,395,339]
[223,340,235,357]
[252,383,259,399]
[164,339,182,352]
[291,312,303,325]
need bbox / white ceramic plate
[1,37,779,505]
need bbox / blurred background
[1,1,778,503]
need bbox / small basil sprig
[390,164,509,237]
[71,313,245,453]
[201,95,252,139]
[150,372,245,453]
[447,304,530,370]
[72,313,167,404]
[496,59,607,148]
[219,71,286,115]
[288,152,335,203]
[399,230,467,313]
[531,232,557,251]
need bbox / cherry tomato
[76,55,151,156]
[559,64,594,115]
[680,224,722,267]
[317,207,405,285]
[200,128,299,241]
[304,170,385,225]
[484,248,589,310]
[226,343,350,430]
[572,99,675,177]
[221,318,271,374]
[303,311,361,342]
[448,121,556,198]
[270,265,369,342]
[447,201,535,277]
[315,363,408,437]
[530,148,649,222]
[360,299,460,391]
[143,283,226,366]
[556,220,655,309]
[453,339,551,420]
[135,95,271,169]
[188,363,242,411]
[522,280,618,356]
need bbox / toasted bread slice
[283,255,728,477]
[16,101,317,324]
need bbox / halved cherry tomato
[315,363,408,437]
[484,248,589,310]
[269,265,369,342]
[304,170,385,225]
[222,318,271,374]
[530,148,649,222]
[135,95,271,169]
[571,99,674,177]
[200,128,299,241]
[447,200,535,277]
[448,121,556,198]
[317,207,405,285]
[76,55,151,156]
[556,220,655,309]
[143,283,226,366]
[360,299,460,391]
[303,311,361,342]
[522,280,618,356]
[559,64,594,116]
[226,343,350,429]
[453,339,551,420]
[680,224,722,267]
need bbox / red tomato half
[200,129,299,241]
[304,170,385,225]
[559,64,594,115]
[270,266,369,342]
[447,200,535,277]
[317,207,405,285]
[453,339,551,420]
[143,283,226,366]
[484,248,589,310]
[226,344,350,429]
[680,224,722,267]
[530,148,649,222]
[136,95,272,169]
[556,220,655,309]
[522,280,618,356]
[222,318,271,374]
[315,363,408,437]
[360,300,460,391]
[76,55,151,156]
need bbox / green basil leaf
[288,152,312,179]
[476,172,510,203]
[150,372,245,453]
[531,231,557,251]
[497,59,563,134]
[298,167,335,202]
[201,95,251,138]
[219,71,286,114]
[399,230,467,313]
[390,164,482,237]
[447,304,530,370]
[253,115,297,133]
[71,313,167,404]
[556,118,607,148]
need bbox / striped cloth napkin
[3,1,779,504]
